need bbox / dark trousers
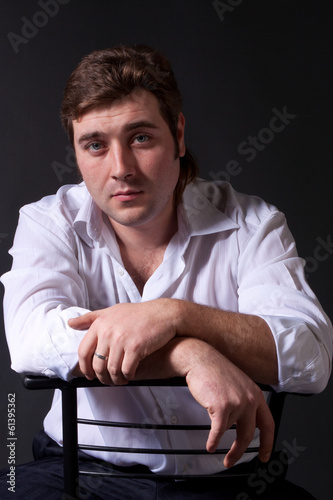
[0,430,317,500]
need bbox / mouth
[112,190,143,202]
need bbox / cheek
[147,148,180,181]
[77,157,105,184]
[163,157,180,186]
[79,169,106,199]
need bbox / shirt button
[171,415,178,424]
[117,268,124,276]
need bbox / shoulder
[186,179,282,229]
[19,183,89,225]
[16,183,92,249]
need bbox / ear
[177,112,186,157]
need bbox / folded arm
[3,196,332,393]
[74,334,275,468]
[70,299,278,385]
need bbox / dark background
[0,1,332,498]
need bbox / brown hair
[61,44,198,204]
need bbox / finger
[206,413,228,453]
[92,352,112,385]
[77,334,96,380]
[223,414,256,468]
[256,401,275,463]
[77,324,102,380]
[121,351,141,382]
[68,310,104,330]
[106,348,129,386]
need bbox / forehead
[73,89,165,132]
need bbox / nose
[109,142,135,181]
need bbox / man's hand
[136,337,275,468]
[70,302,275,468]
[68,299,178,384]
[69,300,275,468]
[183,341,275,468]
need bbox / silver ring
[94,351,108,361]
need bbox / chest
[121,248,165,295]
[76,232,239,308]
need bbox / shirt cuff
[258,314,330,393]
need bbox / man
[1,45,332,499]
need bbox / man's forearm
[135,335,275,466]
[135,336,201,381]
[72,336,213,383]
[170,299,278,385]
[70,298,278,385]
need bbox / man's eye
[134,134,149,144]
[89,142,102,151]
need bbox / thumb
[68,310,103,330]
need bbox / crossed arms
[70,299,277,467]
[3,189,332,470]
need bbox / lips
[112,190,143,201]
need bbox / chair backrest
[23,375,286,499]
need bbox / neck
[119,216,177,252]
[110,205,178,254]
[109,209,178,295]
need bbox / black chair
[23,375,286,499]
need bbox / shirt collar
[73,179,239,247]
[181,179,239,237]
[73,185,103,247]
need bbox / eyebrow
[77,121,158,145]
[124,120,158,132]
[77,132,104,144]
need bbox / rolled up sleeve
[1,206,90,381]
[238,211,333,393]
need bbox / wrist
[136,336,209,380]
[163,298,190,337]
[168,336,218,378]
[155,298,185,337]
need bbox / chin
[107,210,154,229]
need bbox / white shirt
[2,179,332,475]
